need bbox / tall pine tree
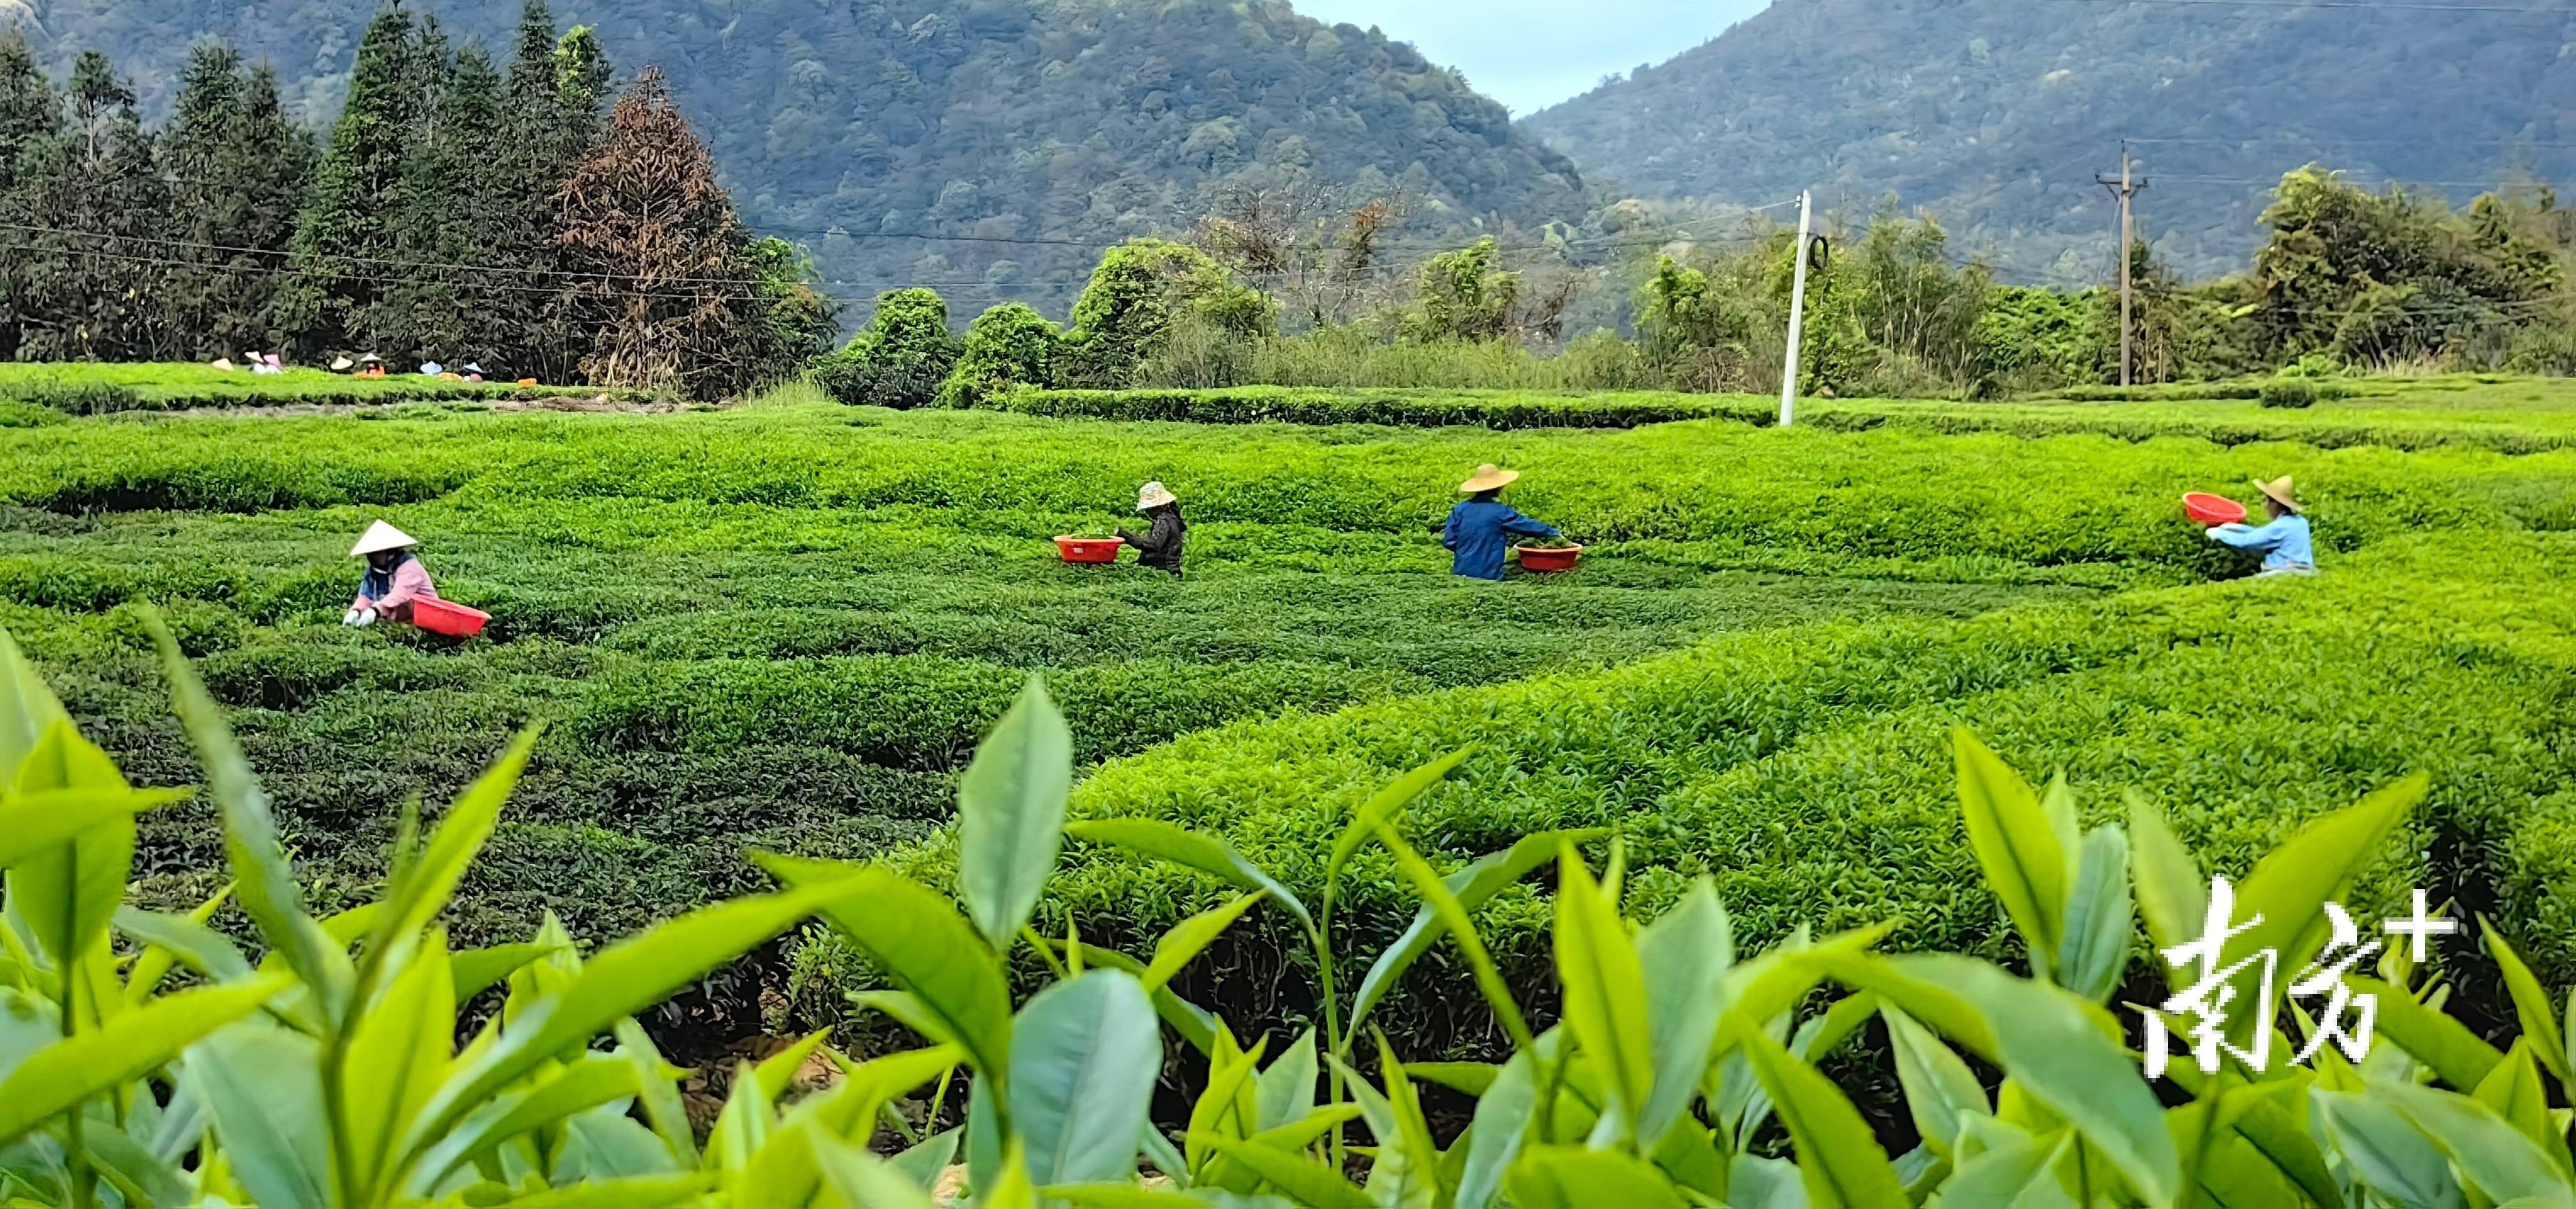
[0,31,64,360]
[277,6,428,358]
[165,44,318,359]
[16,51,172,360]
[503,3,613,381]
[387,45,513,364]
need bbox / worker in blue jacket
[2208,475,2318,576]
[1444,464,1561,580]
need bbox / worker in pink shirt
[345,521,440,628]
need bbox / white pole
[1779,189,1814,428]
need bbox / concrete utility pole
[1779,189,1814,427]
[2098,146,2148,387]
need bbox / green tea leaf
[185,1023,331,1209]
[2227,774,2426,1046]
[451,942,565,1003]
[1636,878,1733,1146]
[1554,845,1652,1137]
[1143,892,1265,994]
[1065,819,1313,932]
[1953,730,2068,982]
[342,930,456,1203]
[760,856,1014,1079]
[2355,974,2503,1091]
[1365,819,1535,1052]
[482,1172,718,1208]
[375,727,539,952]
[113,905,253,984]
[2124,791,2207,973]
[1882,1005,1987,1159]
[2055,825,2133,1004]
[0,627,70,780]
[1938,1125,2071,1207]
[1884,954,2175,1206]
[409,878,868,1152]
[148,614,353,1024]
[0,973,286,1146]
[2473,1041,2568,1177]
[957,675,1073,949]
[0,785,186,869]
[1324,748,1473,901]
[1505,1146,1690,1209]
[1455,1044,1538,1209]
[409,1054,638,1194]
[2316,1090,2461,1209]
[1348,828,1605,1037]
[1730,1017,1907,1209]
[1052,939,1221,1056]
[6,722,140,1026]
[1011,971,1162,1187]
[1195,1134,1373,1208]
[1256,1027,1320,1133]
[2376,1079,2576,1209]
[2483,919,2576,1091]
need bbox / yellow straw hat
[1459,464,1520,493]
[2253,476,2302,514]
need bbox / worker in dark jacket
[1118,480,1187,577]
[1444,464,1560,581]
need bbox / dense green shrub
[809,288,963,409]
[2259,377,2320,409]
[1061,238,1274,389]
[935,302,1065,408]
[969,385,1769,429]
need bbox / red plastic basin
[1055,536,1126,564]
[1516,545,1584,573]
[411,597,490,638]
[2182,492,2248,527]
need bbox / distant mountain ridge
[13,0,1588,317]
[1524,0,2576,280]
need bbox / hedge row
[0,362,650,414]
[836,530,2576,1051]
[962,385,1777,429]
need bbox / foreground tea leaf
[1636,880,1732,1145]
[2317,1090,2460,1209]
[1196,1134,1372,1208]
[1730,1018,1907,1209]
[186,1024,331,1209]
[1349,828,1604,1038]
[1882,1005,1987,1158]
[2353,974,2503,1091]
[1011,971,1162,1186]
[1455,1044,1540,1209]
[2482,919,2576,1090]
[2124,791,2208,968]
[1953,730,2067,981]
[2055,825,2133,1003]
[0,973,287,1146]
[1142,892,1265,993]
[150,614,353,1020]
[2376,1079,2576,1208]
[409,878,869,1148]
[0,785,187,869]
[1256,1027,1321,1132]
[409,1054,640,1193]
[761,855,1014,1079]
[0,627,70,778]
[957,675,1074,949]
[1506,1146,1690,1209]
[1065,819,1313,930]
[1323,748,1473,900]
[1554,846,1652,1136]
[1368,817,1535,1051]
[377,727,540,949]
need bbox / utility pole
[2097,145,2148,387]
[1779,189,1814,427]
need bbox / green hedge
[962,385,1775,429]
[0,362,652,413]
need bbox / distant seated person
[1445,464,1560,582]
[345,521,440,627]
[1116,480,1187,578]
[461,362,486,383]
[421,361,446,378]
[356,354,386,378]
[2208,475,2316,577]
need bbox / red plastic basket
[2182,492,2248,527]
[411,597,490,638]
[1054,536,1126,564]
[1516,544,1584,573]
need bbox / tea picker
[344,522,492,636]
[1445,464,1566,581]
[1116,480,1187,578]
[2198,476,2318,577]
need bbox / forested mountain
[1524,0,2576,280]
[10,0,1588,317]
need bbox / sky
[1288,0,1776,116]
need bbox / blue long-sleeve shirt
[1444,499,1559,580]
[2209,514,2316,573]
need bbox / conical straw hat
[1458,464,1520,493]
[1135,481,1177,511]
[2253,476,2302,514]
[350,521,419,557]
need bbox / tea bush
[0,362,645,413]
[963,385,1772,429]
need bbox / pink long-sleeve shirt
[353,560,439,613]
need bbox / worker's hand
[354,608,379,628]
[341,608,364,627]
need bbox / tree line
[0,3,834,399]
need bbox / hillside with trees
[1523,0,2576,280]
[12,0,1590,318]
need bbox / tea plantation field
[6,375,2576,1047]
